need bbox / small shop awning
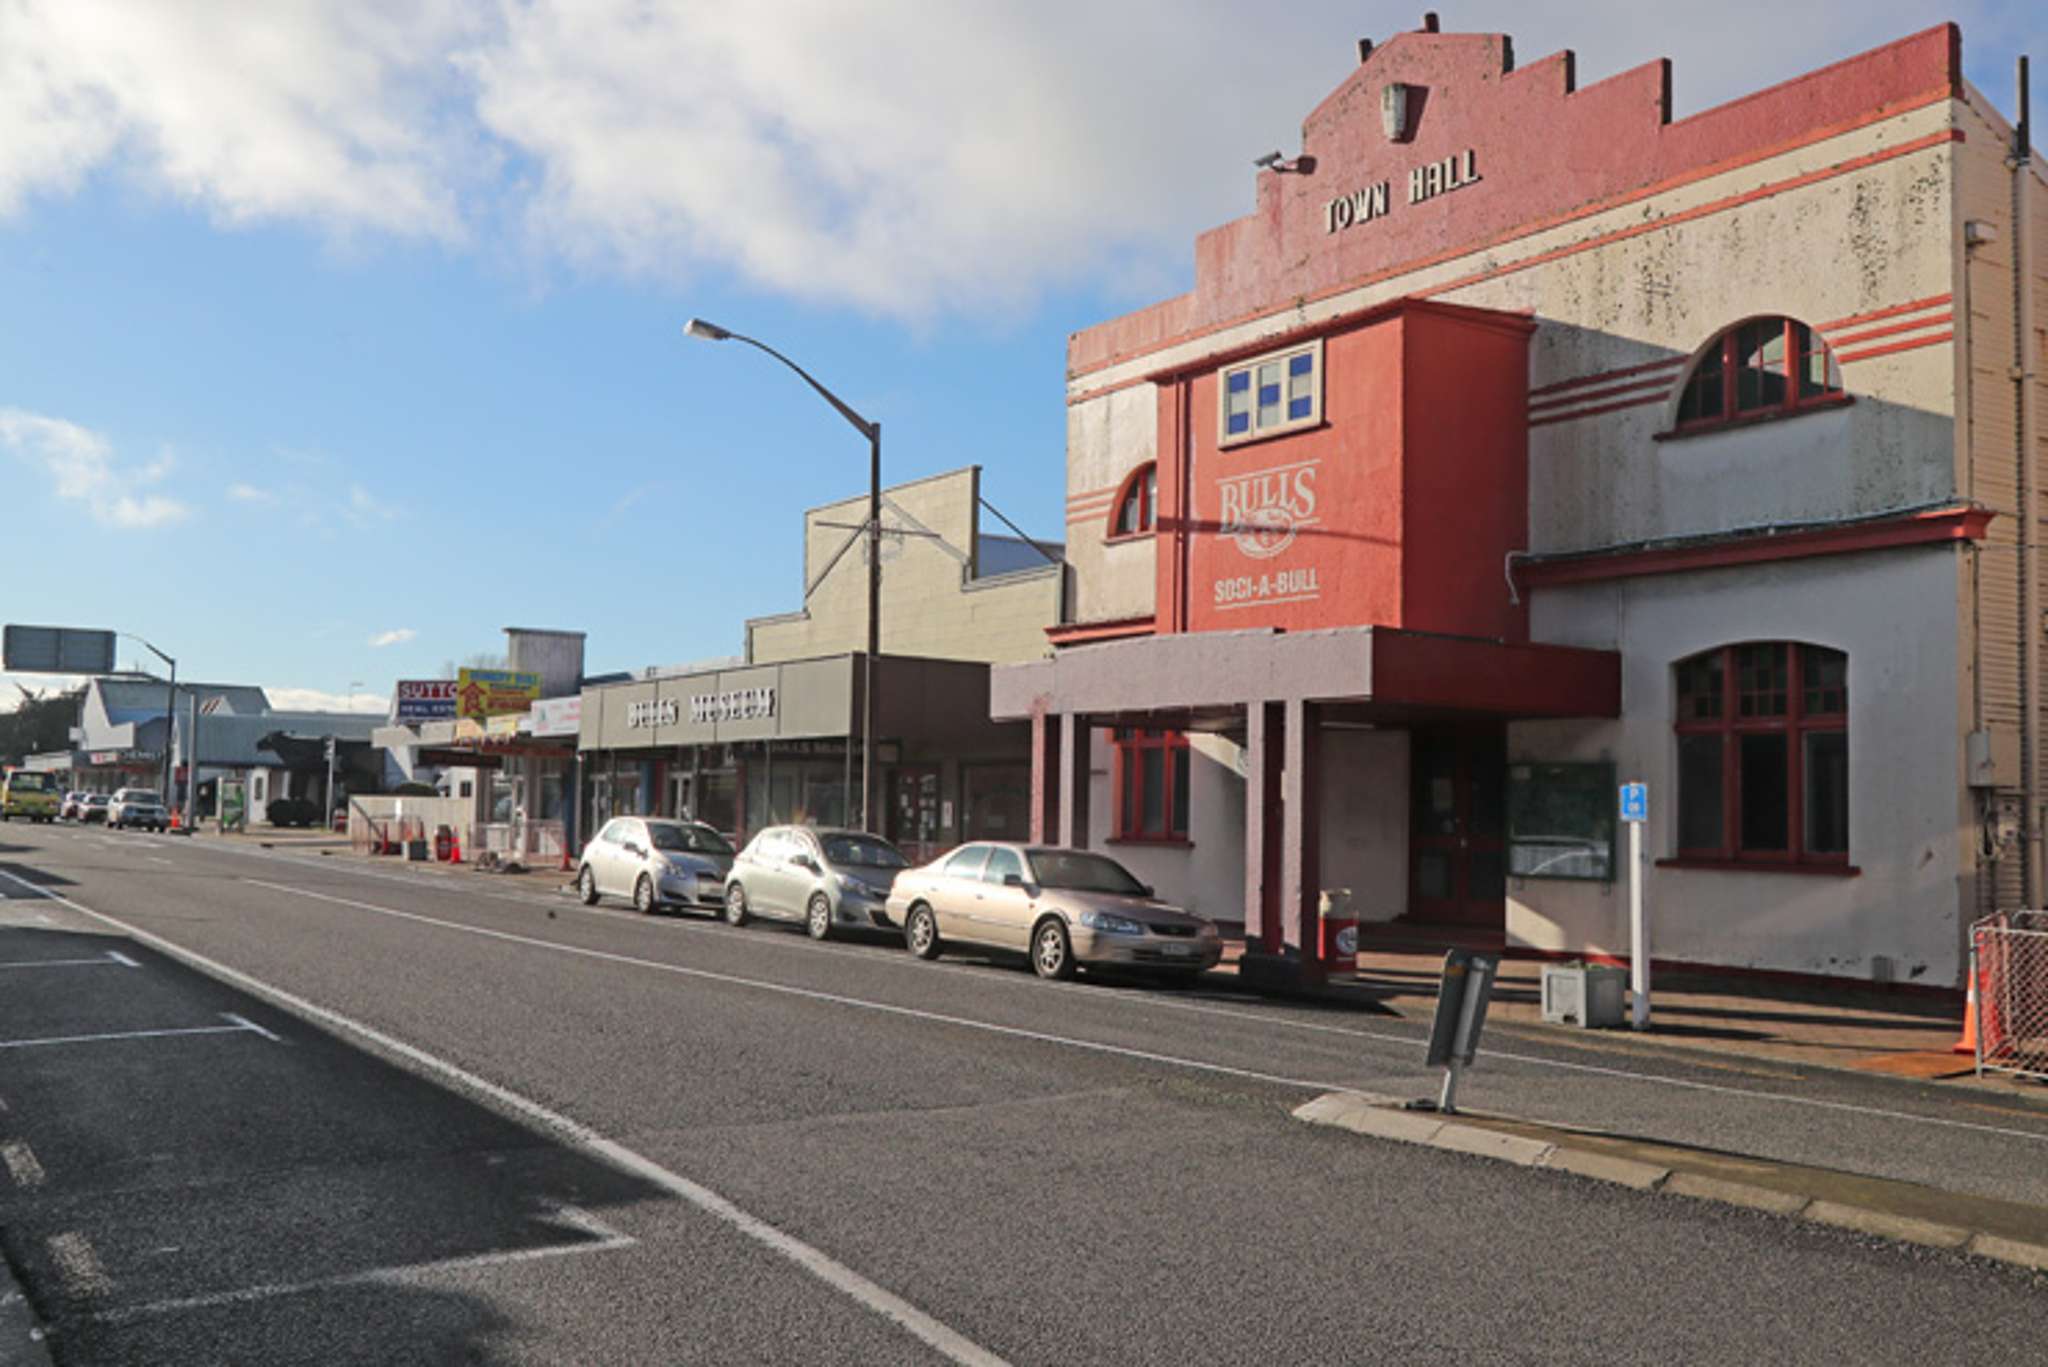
[991,625,1619,728]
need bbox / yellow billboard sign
[456,668,541,719]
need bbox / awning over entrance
[990,625,1619,990]
[990,625,1619,726]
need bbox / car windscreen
[86,795,109,804]
[821,835,908,869]
[648,823,733,855]
[7,773,50,791]
[124,791,163,806]
[1025,850,1148,895]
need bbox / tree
[0,685,84,766]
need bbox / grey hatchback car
[723,825,910,939]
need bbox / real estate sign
[395,679,458,724]
[455,668,541,720]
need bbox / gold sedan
[886,843,1223,982]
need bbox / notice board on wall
[1507,761,1616,882]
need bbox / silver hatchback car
[576,817,735,915]
[723,825,910,939]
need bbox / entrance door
[889,767,942,864]
[1407,726,1506,929]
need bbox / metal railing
[1973,910,2048,1080]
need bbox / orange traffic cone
[1954,967,1981,1056]
[450,831,463,865]
[169,809,182,832]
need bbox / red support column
[1029,707,1059,845]
[1058,714,1092,849]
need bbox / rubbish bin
[1319,888,1357,978]
[434,825,453,862]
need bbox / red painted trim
[1102,530,1156,546]
[1529,356,1687,399]
[1069,130,1961,406]
[1528,375,1676,414]
[1528,391,1672,429]
[1521,504,1993,589]
[1140,297,1532,387]
[1045,615,1156,646]
[1816,291,1953,333]
[1657,858,1859,877]
[1836,330,1953,365]
[1828,311,1954,350]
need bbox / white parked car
[576,817,735,915]
[108,788,171,832]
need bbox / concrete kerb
[1292,1089,2048,1274]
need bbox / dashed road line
[2,1140,46,1188]
[47,1232,112,1298]
[0,950,139,971]
[0,1014,277,1053]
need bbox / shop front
[580,652,1030,861]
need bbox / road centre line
[100,839,2048,1144]
[247,880,1353,1095]
[0,1015,275,1053]
[95,1204,638,1324]
[0,866,1006,1367]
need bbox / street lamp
[118,633,176,804]
[683,317,882,834]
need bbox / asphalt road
[2,821,2045,1364]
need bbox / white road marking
[96,1204,637,1324]
[0,1014,275,1053]
[221,1011,282,1043]
[2,1140,46,1188]
[0,951,138,971]
[48,1232,112,1298]
[0,868,1008,1367]
[249,880,1350,1094]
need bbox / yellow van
[2,770,60,823]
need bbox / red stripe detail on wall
[1827,312,1953,350]
[1817,292,1953,333]
[1835,330,1953,365]
[1529,391,1674,428]
[1528,375,1676,415]
[1528,356,1687,399]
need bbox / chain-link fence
[1973,911,2048,1081]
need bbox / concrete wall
[748,466,1060,666]
[1515,545,1965,985]
[507,629,586,700]
[1064,385,1160,626]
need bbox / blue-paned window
[1218,339,1322,446]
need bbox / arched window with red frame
[1672,317,1845,430]
[1108,463,1156,539]
[1673,642,1848,868]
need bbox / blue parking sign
[1620,782,1647,824]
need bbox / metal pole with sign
[1410,948,1500,1115]
[324,736,337,831]
[1620,780,1650,1030]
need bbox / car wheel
[805,892,833,941]
[634,874,657,915]
[904,904,942,960]
[578,866,600,906]
[1032,917,1076,981]
[724,881,750,927]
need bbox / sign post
[1620,780,1650,1030]
[324,736,338,832]
[1411,948,1500,1115]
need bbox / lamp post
[120,634,177,805]
[683,318,883,834]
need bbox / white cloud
[227,482,276,503]
[266,686,388,714]
[368,628,417,648]
[343,483,403,527]
[0,3,2038,316]
[0,407,191,528]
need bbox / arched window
[1109,463,1156,538]
[1673,642,1848,867]
[1673,317,1844,430]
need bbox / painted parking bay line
[0,867,1008,1367]
[2,1140,46,1189]
[0,949,139,971]
[0,1014,278,1053]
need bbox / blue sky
[1,2,2039,711]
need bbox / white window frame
[1218,337,1324,448]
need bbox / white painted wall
[1515,544,1965,986]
